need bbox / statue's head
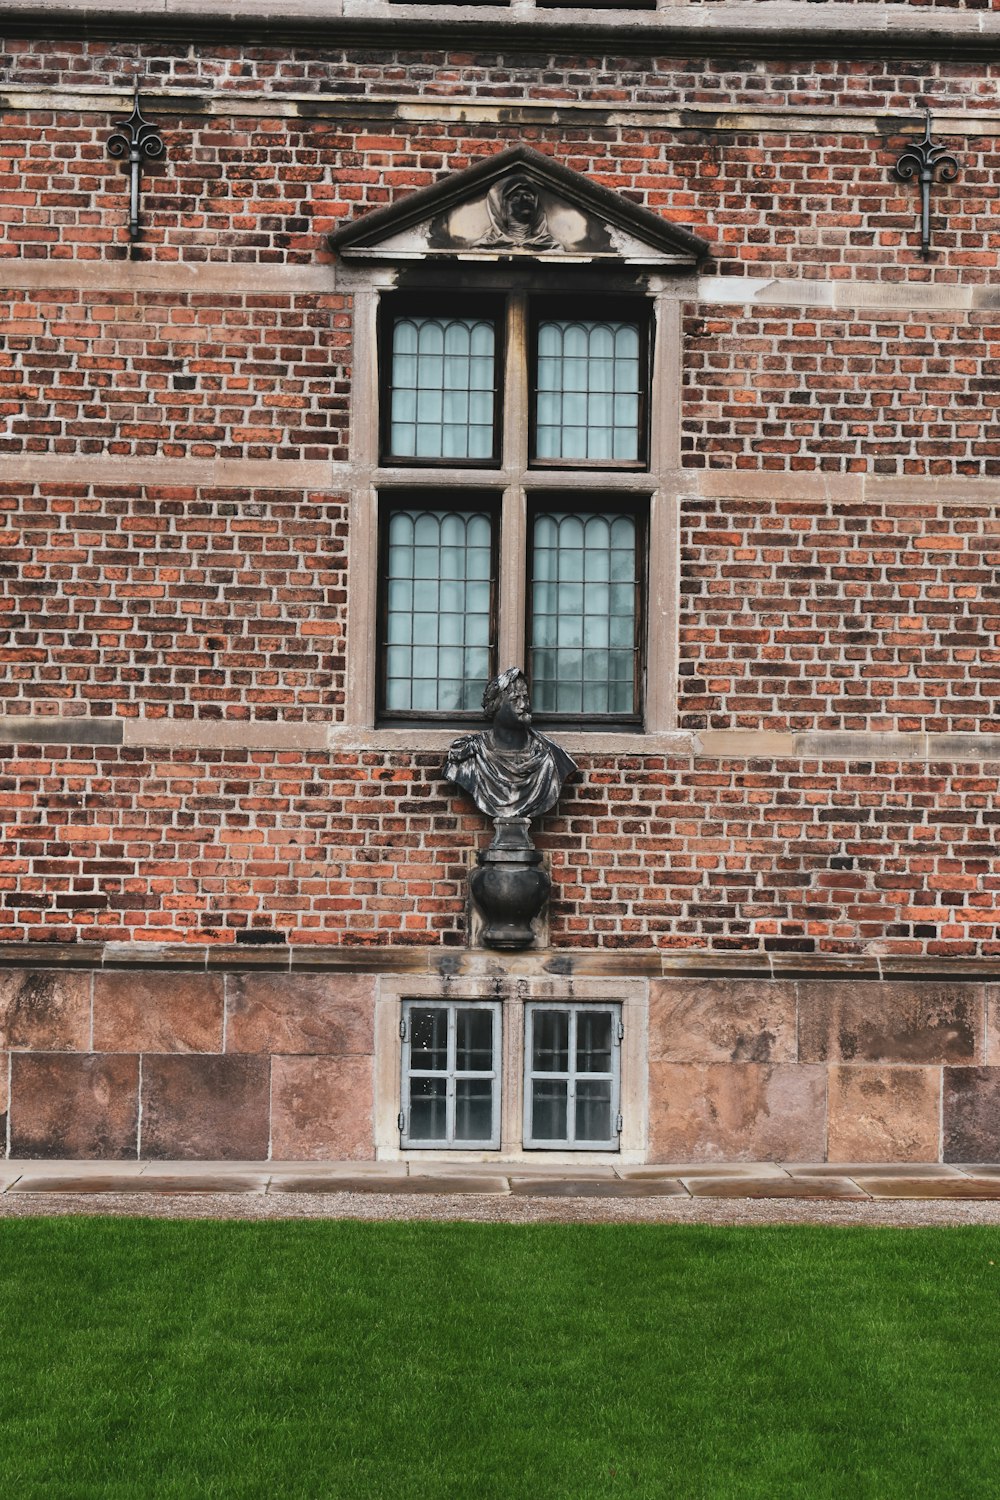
[503,177,542,229]
[485,176,550,245]
[483,667,531,725]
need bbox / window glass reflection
[456,1008,494,1072]
[410,1007,448,1071]
[385,508,494,713]
[532,1009,569,1072]
[530,511,637,716]
[391,316,496,460]
[534,320,641,462]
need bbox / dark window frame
[525,492,647,730]
[527,296,652,472]
[375,489,502,726]
[378,293,506,469]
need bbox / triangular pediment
[329,147,709,267]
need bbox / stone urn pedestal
[470,817,550,951]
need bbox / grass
[0,1220,997,1498]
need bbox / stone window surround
[342,263,687,748]
[374,974,648,1162]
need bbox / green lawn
[0,1219,997,1498]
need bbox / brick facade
[679,497,1000,730]
[4,746,1000,956]
[683,310,1000,474]
[2,1,1000,1161]
[1,484,348,717]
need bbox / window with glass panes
[529,505,642,719]
[380,299,502,467]
[532,316,646,466]
[379,498,498,717]
[524,1003,622,1150]
[377,294,650,725]
[400,1000,501,1149]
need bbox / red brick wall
[1,746,997,957]
[679,497,1000,730]
[683,308,1000,474]
[0,485,348,718]
[1,49,998,278]
[1,290,349,459]
[2,32,999,961]
[3,111,996,281]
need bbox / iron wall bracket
[107,86,165,244]
[894,108,959,260]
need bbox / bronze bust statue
[443,667,576,822]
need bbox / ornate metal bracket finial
[894,108,959,260]
[107,85,165,244]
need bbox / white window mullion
[567,1006,578,1147]
[445,1005,457,1146]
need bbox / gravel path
[3,1191,1000,1227]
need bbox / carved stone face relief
[479,176,557,250]
[434,176,610,256]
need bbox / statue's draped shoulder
[443,727,576,822]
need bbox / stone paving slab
[273,1173,510,1195]
[7,1160,144,1177]
[616,1162,788,1179]
[856,1176,1000,1200]
[684,1175,871,1201]
[266,1162,408,1181]
[4,1161,1000,1202]
[10,1172,271,1195]
[499,1163,617,1178]
[509,1176,688,1198]
[781,1162,966,1179]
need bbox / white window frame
[399,998,502,1149]
[376,975,647,1162]
[523,1001,622,1151]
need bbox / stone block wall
[0,968,375,1160]
[649,977,1000,1162]
[3,965,1000,1163]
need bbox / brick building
[2,0,1000,1164]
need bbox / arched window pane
[389,316,497,460]
[530,510,638,717]
[383,508,495,713]
[533,318,642,463]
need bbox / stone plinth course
[3,1161,1000,1203]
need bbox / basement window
[399,1000,502,1149]
[523,1002,622,1149]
